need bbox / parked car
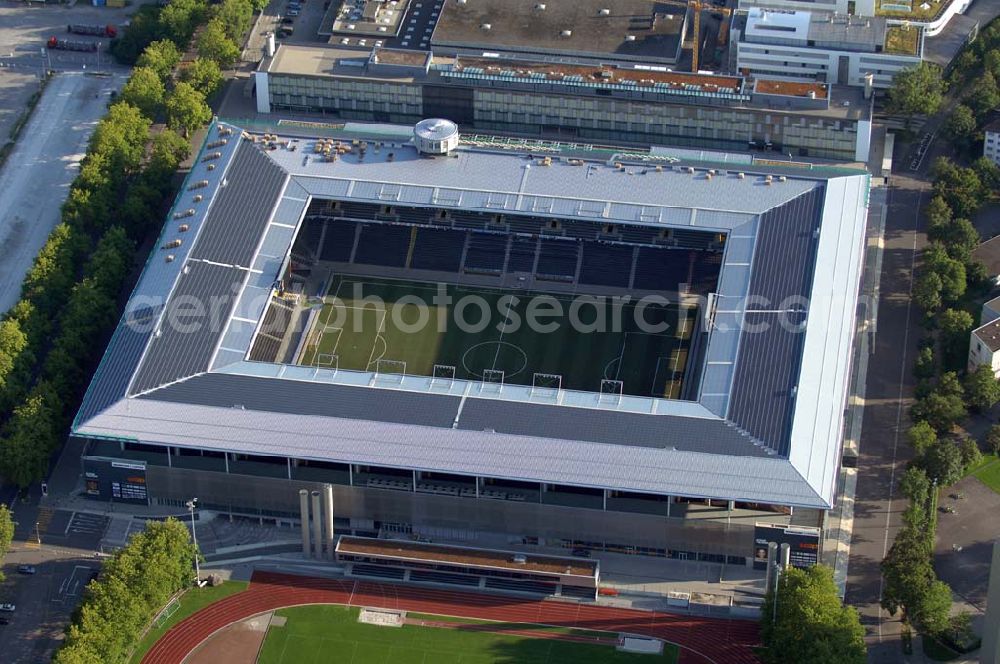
[0,604,15,613]
[0,617,9,625]
[571,548,592,558]
[16,565,35,575]
[281,17,294,24]
[286,9,300,16]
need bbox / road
[843,67,987,660]
[0,480,109,663]
[0,71,126,314]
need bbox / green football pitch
[257,605,678,664]
[297,275,696,398]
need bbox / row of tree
[54,519,199,663]
[0,0,238,487]
[883,40,1000,644]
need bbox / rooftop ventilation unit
[560,29,572,37]
[599,7,610,15]
[481,22,491,31]
[535,3,545,9]
[413,118,460,155]
[626,34,636,41]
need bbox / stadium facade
[73,121,870,564]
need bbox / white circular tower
[413,118,460,155]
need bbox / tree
[108,5,163,65]
[89,102,152,179]
[959,437,983,470]
[0,382,61,487]
[944,104,977,143]
[914,345,936,380]
[939,309,974,366]
[940,310,974,343]
[760,565,866,664]
[159,0,208,46]
[968,71,1000,119]
[196,19,240,68]
[985,48,1000,78]
[907,421,938,456]
[887,62,945,118]
[882,526,934,618]
[900,466,931,504]
[941,218,980,262]
[933,157,986,218]
[911,580,954,636]
[911,392,966,434]
[920,439,965,486]
[0,506,12,582]
[973,155,1000,192]
[180,57,224,98]
[987,424,1000,455]
[964,364,1000,412]
[118,66,166,121]
[914,271,943,313]
[149,128,191,180]
[214,0,253,41]
[165,82,212,137]
[924,196,952,241]
[135,39,181,82]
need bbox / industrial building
[73,119,869,565]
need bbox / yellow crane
[686,1,732,73]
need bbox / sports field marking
[491,297,515,372]
[650,356,674,398]
[365,309,389,371]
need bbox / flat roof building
[256,43,874,162]
[431,0,688,64]
[734,8,923,88]
[73,120,870,565]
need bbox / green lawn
[298,275,695,398]
[970,454,1000,495]
[130,581,249,664]
[258,605,678,664]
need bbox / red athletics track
[142,571,760,664]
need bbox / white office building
[738,0,875,17]
[734,8,923,88]
[984,120,1000,167]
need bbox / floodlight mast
[186,498,200,584]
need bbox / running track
[142,571,760,664]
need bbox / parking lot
[0,0,151,138]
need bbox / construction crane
[688,2,733,72]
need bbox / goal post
[598,379,624,405]
[530,373,562,399]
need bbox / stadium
[72,119,870,565]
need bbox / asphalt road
[844,170,926,663]
[0,71,126,314]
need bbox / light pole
[186,498,200,584]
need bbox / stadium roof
[73,121,870,509]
